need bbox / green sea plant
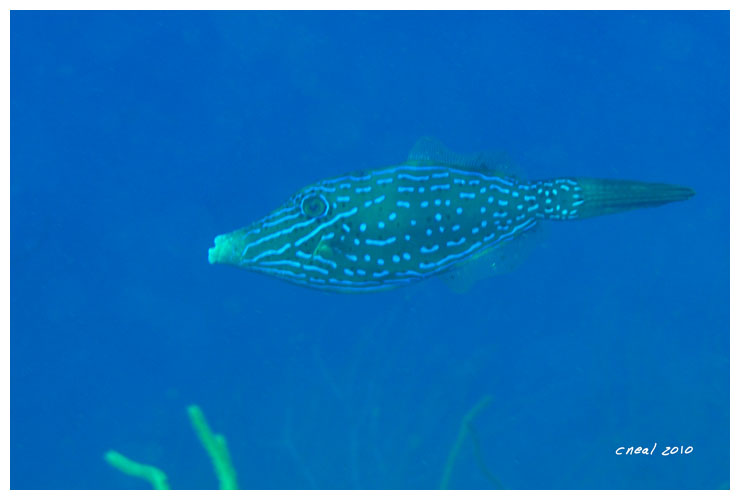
[104,404,238,489]
[103,451,170,490]
[440,394,503,489]
[106,397,498,489]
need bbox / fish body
[208,139,694,292]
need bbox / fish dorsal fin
[405,137,520,178]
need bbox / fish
[208,138,695,293]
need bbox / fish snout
[208,232,242,266]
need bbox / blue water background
[11,11,728,489]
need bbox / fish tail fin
[531,178,695,220]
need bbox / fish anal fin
[441,221,545,293]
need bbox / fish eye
[300,193,329,219]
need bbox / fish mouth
[209,205,311,269]
[208,232,242,266]
[208,225,265,267]
[208,215,299,268]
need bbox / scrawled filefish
[208,138,694,292]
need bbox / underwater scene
[11,10,728,489]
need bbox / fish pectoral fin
[310,240,348,270]
[312,240,335,260]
